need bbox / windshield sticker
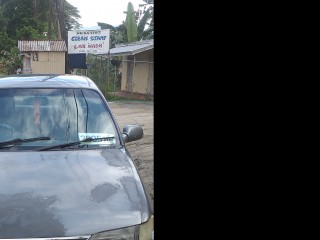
[78,133,115,145]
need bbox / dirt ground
[108,101,154,210]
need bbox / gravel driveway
[108,101,154,210]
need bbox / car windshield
[0,88,119,150]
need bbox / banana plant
[125,2,137,43]
[137,7,151,40]
[98,1,153,45]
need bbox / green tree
[64,0,81,31]
[136,0,154,40]
[97,22,127,48]
[0,47,22,74]
[98,0,154,46]
[0,0,80,42]
[0,31,14,52]
[1,0,33,38]
[0,0,81,74]
[16,25,46,40]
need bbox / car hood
[0,148,151,238]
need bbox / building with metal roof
[18,40,67,74]
[96,39,154,99]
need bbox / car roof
[0,74,100,90]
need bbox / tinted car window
[0,88,119,149]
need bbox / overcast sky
[66,0,146,28]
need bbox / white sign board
[68,29,110,54]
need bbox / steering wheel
[0,124,15,140]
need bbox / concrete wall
[29,52,65,74]
[120,49,154,95]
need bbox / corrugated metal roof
[18,40,67,52]
[109,39,154,56]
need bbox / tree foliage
[0,47,22,74]
[0,0,154,75]
[0,0,81,73]
[97,22,127,48]
[98,0,154,47]
[137,0,154,40]
[0,31,14,52]
[64,1,81,31]
[0,0,81,45]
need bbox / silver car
[0,74,153,239]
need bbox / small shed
[18,40,67,74]
[98,39,154,99]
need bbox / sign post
[67,29,110,54]
[67,29,111,98]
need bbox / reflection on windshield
[0,88,118,149]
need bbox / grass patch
[106,93,129,101]
[105,93,152,102]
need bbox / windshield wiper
[0,137,51,148]
[35,137,115,151]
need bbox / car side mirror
[122,124,143,143]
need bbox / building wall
[132,60,149,93]
[31,52,65,74]
[120,49,154,95]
